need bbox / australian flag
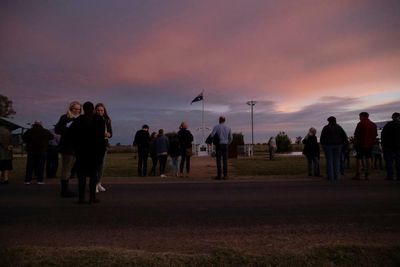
[191,92,203,104]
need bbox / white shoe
[98,184,106,192]
[37,182,45,185]
[160,174,167,178]
[25,182,31,185]
[96,185,99,193]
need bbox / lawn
[10,152,387,180]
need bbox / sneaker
[160,174,167,178]
[95,185,99,193]
[25,182,31,185]
[37,182,45,185]
[98,184,106,192]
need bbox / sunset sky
[1,0,399,144]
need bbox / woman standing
[155,129,169,178]
[302,127,320,177]
[95,103,112,193]
[55,101,81,197]
[178,122,193,177]
[0,125,13,184]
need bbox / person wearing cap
[22,121,54,185]
[353,112,377,180]
[320,116,348,181]
[381,112,400,180]
[133,124,151,176]
[210,116,232,179]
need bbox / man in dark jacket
[381,112,400,180]
[133,125,150,176]
[22,121,54,184]
[70,102,106,204]
[320,116,348,181]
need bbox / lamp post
[246,101,257,148]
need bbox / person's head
[327,116,336,124]
[32,121,43,128]
[180,121,188,129]
[158,129,164,136]
[219,116,226,124]
[142,124,149,131]
[95,103,110,120]
[82,101,94,115]
[359,112,369,120]
[67,101,81,118]
[392,112,400,121]
[308,127,317,136]
[150,131,157,138]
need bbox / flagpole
[202,89,205,144]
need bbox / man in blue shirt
[211,116,232,179]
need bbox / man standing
[133,124,150,176]
[211,116,232,179]
[381,112,400,180]
[353,112,377,180]
[320,116,348,181]
[70,102,106,204]
[22,121,54,185]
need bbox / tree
[275,131,292,153]
[0,95,16,118]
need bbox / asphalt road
[1,179,399,253]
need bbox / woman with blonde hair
[55,101,81,197]
[95,103,112,193]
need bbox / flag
[191,92,203,104]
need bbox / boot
[61,180,77,198]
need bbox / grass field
[10,152,387,180]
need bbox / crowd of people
[302,112,400,181]
[0,104,399,202]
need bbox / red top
[354,118,377,148]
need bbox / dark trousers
[158,154,167,175]
[179,152,191,174]
[25,152,46,182]
[149,155,158,176]
[46,146,59,178]
[137,148,149,176]
[216,144,228,178]
[307,156,320,176]
[384,149,400,179]
[78,170,97,202]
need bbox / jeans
[25,152,46,182]
[158,154,168,175]
[323,145,342,181]
[171,156,179,176]
[216,144,228,178]
[307,156,320,176]
[384,148,400,179]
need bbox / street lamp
[246,100,257,147]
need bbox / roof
[0,117,25,131]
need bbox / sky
[1,0,399,145]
